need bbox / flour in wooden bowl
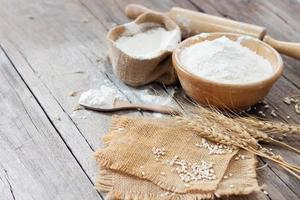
[179,36,274,84]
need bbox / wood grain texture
[0,48,102,200]
[0,0,140,194]
[0,0,299,200]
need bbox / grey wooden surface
[0,0,299,199]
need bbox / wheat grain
[173,99,300,178]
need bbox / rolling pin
[125,4,300,60]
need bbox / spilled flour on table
[180,36,274,84]
[78,85,118,108]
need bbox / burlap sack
[107,12,181,86]
[95,116,259,199]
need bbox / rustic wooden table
[0,0,299,199]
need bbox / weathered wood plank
[0,167,15,200]
[0,0,141,189]
[0,47,102,199]
[0,0,299,199]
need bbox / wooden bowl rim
[172,32,284,88]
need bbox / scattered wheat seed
[258,111,266,117]
[160,172,166,176]
[141,171,145,176]
[283,97,291,105]
[228,173,233,177]
[160,192,170,197]
[68,91,77,96]
[140,166,144,169]
[263,190,269,195]
[196,138,234,155]
[184,183,190,187]
[286,115,290,119]
[291,97,299,103]
[117,127,124,131]
[230,185,234,188]
[169,156,216,184]
[223,175,228,179]
[74,69,85,73]
[264,104,270,109]
[271,110,277,117]
[214,192,221,198]
[54,114,61,121]
[295,104,300,114]
[283,133,287,137]
[152,147,166,160]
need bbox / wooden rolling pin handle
[125,4,265,39]
[125,4,159,19]
[263,35,300,60]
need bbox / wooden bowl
[172,32,283,110]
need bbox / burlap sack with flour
[95,116,259,199]
[107,13,181,86]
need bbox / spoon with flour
[78,86,179,115]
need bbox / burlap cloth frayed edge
[95,116,237,193]
[95,116,260,199]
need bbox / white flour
[115,22,180,59]
[180,36,274,84]
[78,86,117,107]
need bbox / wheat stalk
[174,99,300,179]
[237,117,300,135]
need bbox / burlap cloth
[95,116,260,199]
[107,12,181,87]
